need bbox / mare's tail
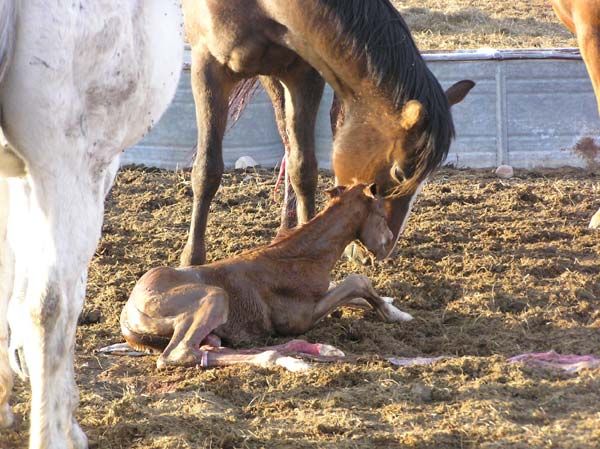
[228,77,260,127]
[0,0,17,85]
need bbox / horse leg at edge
[574,15,600,116]
[9,160,115,449]
[0,179,14,428]
[180,47,237,266]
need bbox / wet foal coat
[121,185,412,369]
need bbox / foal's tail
[0,0,17,85]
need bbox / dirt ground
[393,0,577,49]
[2,166,600,449]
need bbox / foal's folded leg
[157,288,229,369]
[313,274,413,324]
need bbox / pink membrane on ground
[387,356,447,367]
[508,351,600,373]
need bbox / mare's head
[326,183,392,260]
[333,80,475,256]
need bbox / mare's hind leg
[0,179,14,428]
[8,162,114,449]
[260,76,297,230]
[180,47,238,266]
[312,275,413,324]
[157,288,229,369]
[279,63,324,226]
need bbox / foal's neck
[264,199,365,271]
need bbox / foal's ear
[363,183,378,198]
[325,186,347,198]
[400,100,425,131]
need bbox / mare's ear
[363,183,378,199]
[445,80,475,106]
[400,100,425,131]
[325,186,346,198]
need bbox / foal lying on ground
[118,184,413,370]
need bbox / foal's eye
[390,162,406,184]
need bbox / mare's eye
[390,162,406,184]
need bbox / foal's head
[332,80,475,256]
[326,183,393,260]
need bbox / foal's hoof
[0,404,14,428]
[254,350,311,372]
[275,356,311,373]
[344,242,371,265]
[316,344,345,358]
[382,303,414,323]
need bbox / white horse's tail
[0,0,17,85]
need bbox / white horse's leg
[0,179,14,428]
[9,164,109,449]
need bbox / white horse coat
[0,1,183,448]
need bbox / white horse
[0,1,183,448]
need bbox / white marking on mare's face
[384,179,426,258]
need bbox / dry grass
[392,0,577,49]
[2,166,600,449]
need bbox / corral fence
[122,47,598,170]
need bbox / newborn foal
[120,184,413,370]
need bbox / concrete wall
[121,48,598,170]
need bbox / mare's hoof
[344,242,371,265]
[0,404,14,428]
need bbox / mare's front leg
[313,275,413,324]
[278,62,324,226]
[0,179,14,428]
[180,47,238,266]
[7,160,117,449]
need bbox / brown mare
[551,0,600,226]
[179,0,475,266]
[119,184,413,370]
